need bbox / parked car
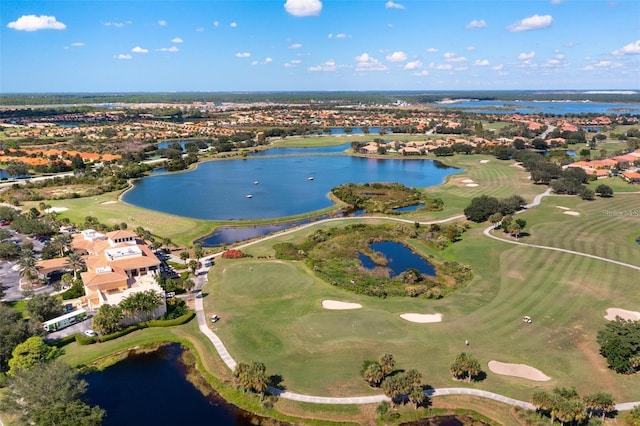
[84,329,97,337]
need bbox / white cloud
[289,43,302,49]
[195,27,204,32]
[213,21,220,27]
[355,53,387,71]
[308,59,338,72]
[386,51,407,62]
[595,60,612,67]
[613,39,640,55]
[455,66,468,71]
[466,19,486,29]
[252,57,273,66]
[285,0,323,17]
[171,37,183,43]
[131,46,149,53]
[550,0,565,4]
[105,20,131,28]
[404,60,422,70]
[518,51,535,60]
[265,57,273,63]
[385,1,405,9]
[492,64,504,71]
[115,54,132,60]
[466,46,476,51]
[158,46,179,52]
[158,20,167,26]
[426,47,438,53]
[412,70,429,77]
[284,59,302,68]
[7,15,66,31]
[71,42,85,47]
[235,52,251,58]
[507,14,553,32]
[443,52,466,62]
[230,22,237,28]
[328,33,348,39]
[429,62,452,70]
[475,59,490,66]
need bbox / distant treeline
[1,90,639,106]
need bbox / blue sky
[1,0,639,93]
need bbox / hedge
[99,310,196,342]
[75,334,98,345]
[148,311,195,327]
[50,333,79,348]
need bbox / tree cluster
[531,387,615,423]
[233,361,269,400]
[597,318,640,374]
[361,354,427,408]
[463,194,526,223]
[449,352,483,382]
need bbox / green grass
[204,194,640,404]
[23,192,215,248]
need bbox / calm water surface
[435,100,640,115]
[123,153,458,220]
[83,343,282,426]
[358,241,436,277]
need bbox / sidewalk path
[190,187,639,411]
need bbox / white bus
[43,309,88,332]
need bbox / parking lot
[0,228,51,301]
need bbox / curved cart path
[192,186,639,411]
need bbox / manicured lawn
[204,199,640,403]
[23,193,215,248]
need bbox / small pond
[393,203,425,213]
[358,241,435,277]
[83,343,282,426]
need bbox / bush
[50,334,78,348]
[99,325,140,342]
[60,282,85,300]
[75,333,98,345]
[149,311,195,327]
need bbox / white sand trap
[555,206,570,210]
[563,211,580,216]
[101,201,118,205]
[462,179,475,183]
[480,160,490,163]
[466,183,479,187]
[605,308,640,321]
[400,313,443,323]
[322,300,362,310]
[488,361,550,381]
[44,207,68,213]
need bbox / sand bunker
[605,308,640,321]
[101,201,118,205]
[555,206,570,210]
[480,160,490,163]
[400,313,443,323]
[44,207,69,213]
[488,361,550,381]
[322,300,362,310]
[462,179,475,183]
[466,183,479,187]
[563,211,580,216]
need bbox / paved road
[190,186,639,411]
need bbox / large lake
[434,100,640,115]
[122,148,459,220]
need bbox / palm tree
[362,362,385,387]
[51,234,72,257]
[408,386,425,409]
[18,250,38,285]
[66,252,85,280]
[379,353,395,376]
[584,392,615,420]
[450,352,482,382]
